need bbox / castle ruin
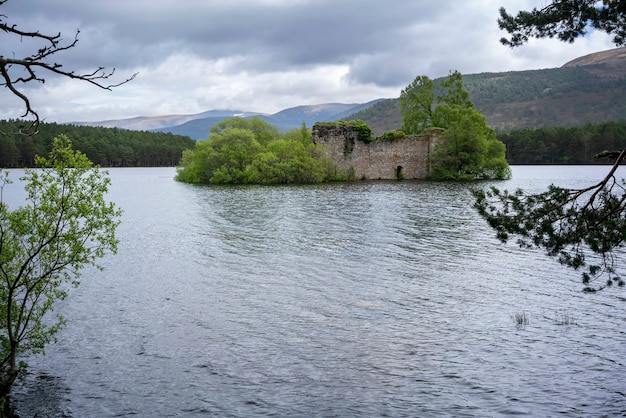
[312,123,442,180]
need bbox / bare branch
[1,0,137,135]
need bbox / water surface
[5,166,626,417]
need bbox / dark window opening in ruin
[344,137,355,154]
[396,165,404,180]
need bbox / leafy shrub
[348,120,373,143]
[379,130,406,142]
[176,117,343,184]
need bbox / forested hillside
[499,120,626,164]
[349,48,626,136]
[465,67,626,130]
[0,120,195,167]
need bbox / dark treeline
[498,120,626,164]
[0,119,195,168]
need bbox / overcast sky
[0,0,617,123]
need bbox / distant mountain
[148,101,384,139]
[347,47,626,135]
[73,109,261,133]
[149,116,233,140]
[563,47,626,75]
[75,47,626,139]
[259,100,384,131]
[76,101,384,140]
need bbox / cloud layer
[0,0,616,122]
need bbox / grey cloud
[1,0,616,121]
[3,0,460,80]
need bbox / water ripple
[8,167,626,417]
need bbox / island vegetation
[400,70,510,180]
[175,117,346,184]
[177,72,510,185]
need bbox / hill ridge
[75,48,626,138]
[348,47,626,135]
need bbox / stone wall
[312,123,441,180]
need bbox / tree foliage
[0,0,131,401]
[499,121,626,164]
[400,71,510,180]
[498,1,626,47]
[431,106,510,180]
[0,136,121,395]
[399,76,435,134]
[0,119,195,168]
[474,151,626,292]
[176,117,343,184]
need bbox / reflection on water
[6,166,626,417]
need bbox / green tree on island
[400,70,510,180]
[473,0,626,292]
[176,117,343,184]
[0,136,121,396]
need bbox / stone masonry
[312,123,442,180]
